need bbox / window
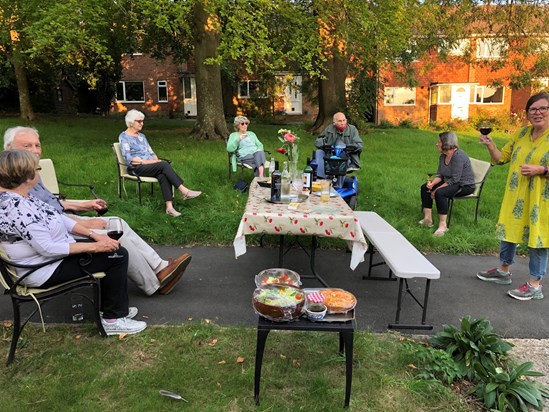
[384,87,416,106]
[474,86,504,104]
[238,80,264,98]
[446,39,470,56]
[476,38,505,59]
[116,81,145,102]
[157,81,168,102]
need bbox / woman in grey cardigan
[419,132,475,236]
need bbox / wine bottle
[281,161,291,202]
[309,150,318,181]
[303,157,313,190]
[268,157,275,177]
[270,161,281,202]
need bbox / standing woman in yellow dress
[476,91,549,300]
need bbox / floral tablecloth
[233,178,368,270]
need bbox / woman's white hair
[125,109,145,128]
[233,115,249,130]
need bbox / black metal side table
[254,315,355,408]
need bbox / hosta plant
[429,316,513,380]
[473,361,549,411]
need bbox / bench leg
[388,278,433,331]
[362,247,396,281]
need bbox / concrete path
[2,244,546,339]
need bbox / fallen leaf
[280,354,287,359]
[204,319,211,324]
[187,317,193,321]
[407,364,417,369]
[75,335,82,340]
[208,338,218,347]
[217,382,222,388]
[142,315,149,319]
[236,357,245,363]
[118,333,127,340]
[218,360,226,365]
[292,359,300,366]
[2,320,13,328]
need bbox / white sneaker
[101,317,147,336]
[100,307,138,319]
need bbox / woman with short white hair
[226,116,267,178]
[119,109,201,217]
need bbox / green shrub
[377,119,396,128]
[398,119,417,129]
[429,316,513,380]
[401,340,461,385]
[473,361,549,411]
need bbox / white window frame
[474,85,504,104]
[238,80,265,99]
[476,38,505,59]
[116,81,145,103]
[384,87,416,106]
[157,80,168,103]
[446,39,470,56]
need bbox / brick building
[377,37,548,126]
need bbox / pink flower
[284,133,296,143]
[276,147,287,155]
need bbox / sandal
[418,218,433,228]
[433,228,448,237]
[183,190,202,200]
[166,208,181,217]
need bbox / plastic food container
[255,268,301,288]
[252,284,305,322]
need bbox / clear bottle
[270,161,281,202]
[303,157,313,190]
[281,161,291,202]
[268,157,275,178]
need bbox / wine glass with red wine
[106,217,123,258]
[479,125,493,136]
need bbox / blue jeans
[500,241,548,281]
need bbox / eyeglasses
[35,166,42,171]
[135,119,144,124]
[527,106,549,115]
[240,122,249,126]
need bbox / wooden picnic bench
[355,211,440,330]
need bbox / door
[451,86,469,120]
[284,76,302,115]
[182,76,197,117]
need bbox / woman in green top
[227,116,267,178]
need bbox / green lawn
[0,115,511,254]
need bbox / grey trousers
[70,215,166,296]
[239,151,267,176]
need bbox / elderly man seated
[3,126,190,296]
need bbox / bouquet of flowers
[276,128,300,162]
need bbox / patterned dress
[496,126,549,248]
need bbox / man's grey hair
[439,131,459,151]
[125,109,145,128]
[3,126,39,150]
[233,115,249,130]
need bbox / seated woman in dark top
[419,131,475,237]
[0,150,146,335]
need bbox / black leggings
[420,182,475,215]
[41,247,130,319]
[132,161,184,202]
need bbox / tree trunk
[191,1,229,140]
[10,51,35,121]
[310,50,347,135]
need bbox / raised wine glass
[479,124,493,136]
[106,217,124,258]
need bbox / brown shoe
[157,253,192,295]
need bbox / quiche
[319,289,357,313]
